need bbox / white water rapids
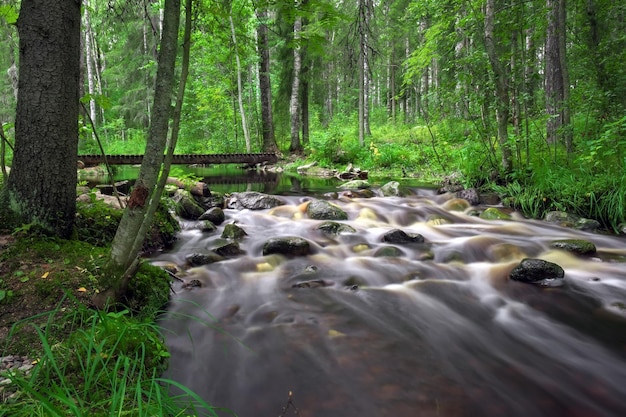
[155,186,626,417]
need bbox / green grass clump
[2,304,217,417]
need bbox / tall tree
[289,6,303,153]
[545,0,572,152]
[256,7,278,153]
[229,4,251,152]
[5,0,81,238]
[484,0,513,172]
[96,0,181,306]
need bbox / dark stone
[214,242,246,257]
[185,252,224,267]
[226,191,285,210]
[292,279,332,288]
[262,236,311,256]
[221,223,247,240]
[455,188,480,206]
[173,189,205,220]
[551,239,597,255]
[306,200,348,220]
[509,258,565,285]
[381,229,425,244]
[182,279,202,289]
[196,193,225,210]
[199,207,225,225]
[316,221,356,235]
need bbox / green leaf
[0,5,18,25]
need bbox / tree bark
[256,8,277,153]
[484,0,513,172]
[545,0,571,152]
[229,13,251,152]
[289,13,302,153]
[6,0,81,238]
[98,0,180,307]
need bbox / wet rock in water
[574,218,600,232]
[480,207,512,220]
[214,242,246,257]
[262,236,312,256]
[544,211,578,227]
[374,246,404,257]
[443,198,470,212]
[550,239,597,255]
[221,223,247,240]
[292,279,332,288]
[455,188,480,206]
[199,207,225,225]
[226,191,285,210]
[316,221,356,235]
[306,200,348,220]
[341,189,375,198]
[339,179,370,190]
[200,220,217,233]
[196,193,225,210]
[381,228,425,244]
[182,279,202,289]
[509,258,565,286]
[185,252,224,267]
[380,181,402,197]
[173,189,206,220]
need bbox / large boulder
[221,223,248,240]
[380,181,402,197]
[381,229,424,244]
[262,236,311,256]
[226,191,285,210]
[306,200,348,220]
[339,180,370,190]
[172,189,205,220]
[199,207,225,225]
[509,258,565,285]
[455,188,480,206]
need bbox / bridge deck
[78,153,278,167]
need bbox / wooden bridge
[78,153,278,167]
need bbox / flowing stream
[155,183,626,417]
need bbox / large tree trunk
[97,0,181,307]
[6,0,81,238]
[229,13,251,152]
[484,0,513,173]
[289,14,303,153]
[545,0,572,152]
[256,8,277,153]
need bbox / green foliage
[2,305,217,417]
[75,199,123,246]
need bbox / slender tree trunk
[229,13,251,152]
[83,2,97,126]
[7,0,81,238]
[256,8,277,153]
[289,13,302,153]
[98,0,181,307]
[484,0,513,172]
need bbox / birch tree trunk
[96,0,181,307]
[230,13,251,152]
[289,12,302,153]
[83,2,97,126]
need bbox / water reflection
[155,184,626,417]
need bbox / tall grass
[1,302,218,417]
